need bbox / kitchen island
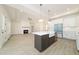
[33,32,57,52]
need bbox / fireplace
[23,30,28,34]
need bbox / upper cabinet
[76,14,79,27]
[63,15,76,27]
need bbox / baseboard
[57,37,76,40]
[63,37,76,40]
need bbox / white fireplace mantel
[22,26,31,34]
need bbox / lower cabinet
[76,35,79,50]
[34,34,49,52]
[63,31,76,40]
[76,32,79,51]
[34,34,57,52]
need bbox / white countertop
[33,32,49,36]
[33,31,55,37]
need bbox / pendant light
[38,4,44,22]
[48,9,51,24]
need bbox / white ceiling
[5,4,79,20]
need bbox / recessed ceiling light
[38,19,44,22]
[48,21,51,24]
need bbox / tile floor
[0,34,79,55]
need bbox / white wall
[33,20,48,32]
[4,6,49,34]
[5,6,32,34]
[11,20,31,34]
[6,6,47,34]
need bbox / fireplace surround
[23,30,28,34]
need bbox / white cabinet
[75,15,79,27]
[0,15,11,48]
[5,16,11,41]
[0,18,3,48]
[63,15,76,40]
[63,15,76,27]
[76,32,79,50]
[0,15,5,48]
[63,31,76,40]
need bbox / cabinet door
[63,16,76,27]
[76,15,79,26]
[63,31,76,40]
[76,36,79,50]
[5,17,11,41]
[0,16,3,41]
[0,16,6,48]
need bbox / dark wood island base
[34,33,57,52]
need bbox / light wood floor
[0,34,79,55]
